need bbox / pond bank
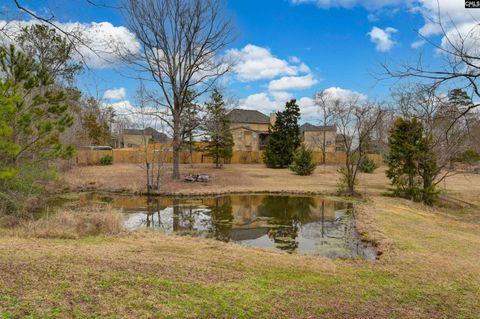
[60,163,391,197]
[1,195,480,318]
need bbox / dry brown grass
[11,207,125,239]
[2,163,479,318]
[62,163,480,203]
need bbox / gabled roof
[229,109,270,124]
[123,127,170,142]
[124,127,160,135]
[300,123,336,133]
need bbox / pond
[75,193,377,260]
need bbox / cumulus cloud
[410,0,480,59]
[106,100,135,115]
[411,39,426,49]
[238,86,366,121]
[323,87,367,101]
[238,93,280,114]
[290,0,403,10]
[413,0,479,37]
[270,91,294,102]
[268,74,319,91]
[239,92,315,119]
[0,20,140,69]
[103,87,126,100]
[226,44,311,81]
[368,26,397,52]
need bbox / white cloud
[0,20,140,69]
[239,86,366,121]
[411,39,426,49]
[289,56,301,64]
[106,100,135,115]
[238,93,280,114]
[290,0,403,10]
[297,97,318,119]
[270,91,294,102]
[368,26,397,52]
[323,87,367,101]
[226,44,311,81]
[413,0,480,37]
[410,0,480,58]
[103,87,126,100]
[268,74,319,91]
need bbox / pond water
[76,193,377,260]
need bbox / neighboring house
[229,109,275,151]
[335,134,348,152]
[300,123,337,152]
[120,127,170,148]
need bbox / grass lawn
[1,164,480,318]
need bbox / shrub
[289,145,316,176]
[98,154,113,166]
[457,149,480,165]
[359,155,378,173]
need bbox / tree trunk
[189,136,193,168]
[322,130,326,165]
[172,112,181,180]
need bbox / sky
[1,0,478,123]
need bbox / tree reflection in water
[207,197,233,242]
[259,196,316,253]
[84,193,371,257]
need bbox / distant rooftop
[300,123,336,134]
[229,109,270,124]
[123,127,169,142]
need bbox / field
[1,164,480,318]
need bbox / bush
[289,145,316,176]
[98,154,113,166]
[457,149,480,165]
[358,155,378,173]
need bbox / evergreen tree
[0,45,77,214]
[386,118,424,200]
[263,99,301,168]
[182,90,201,167]
[289,144,316,176]
[16,24,83,85]
[386,117,438,205]
[81,97,115,145]
[202,89,233,168]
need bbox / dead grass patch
[13,207,125,239]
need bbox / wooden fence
[75,146,383,166]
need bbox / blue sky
[2,0,475,121]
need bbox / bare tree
[382,7,480,122]
[122,0,234,179]
[332,99,384,195]
[133,84,169,193]
[391,84,471,186]
[314,91,336,164]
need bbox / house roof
[123,127,170,142]
[229,109,270,124]
[300,123,336,133]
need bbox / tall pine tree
[263,99,301,168]
[202,89,233,168]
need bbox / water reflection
[78,193,376,259]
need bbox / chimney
[269,112,277,126]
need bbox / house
[120,127,170,148]
[300,123,337,152]
[229,109,275,151]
